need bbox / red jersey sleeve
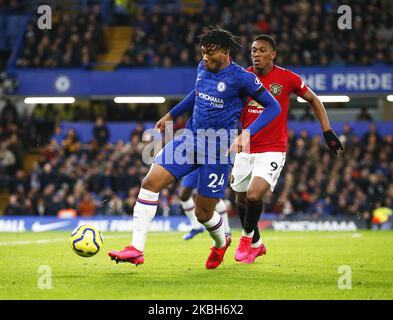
[288,70,308,96]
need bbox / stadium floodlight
[114,97,166,104]
[387,95,393,102]
[297,96,350,103]
[24,97,75,104]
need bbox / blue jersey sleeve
[238,69,281,136]
[246,90,281,136]
[169,90,195,118]
[238,69,265,97]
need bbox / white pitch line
[0,238,65,246]
[0,235,127,247]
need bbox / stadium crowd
[0,99,26,190]
[262,123,393,219]
[12,0,393,69]
[15,4,106,68]
[117,0,393,68]
[0,0,25,13]
[2,117,393,224]
[3,0,393,226]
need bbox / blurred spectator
[106,195,126,216]
[363,122,381,145]
[62,128,81,156]
[50,126,64,145]
[0,99,19,128]
[299,107,315,121]
[16,6,106,68]
[8,169,29,194]
[339,123,354,147]
[78,193,97,216]
[0,142,16,175]
[0,0,25,13]
[4,195,24,215]
[93,116,110,147]
[357,107,373,121]
[287,108,297,120]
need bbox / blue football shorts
[154,135,231,198]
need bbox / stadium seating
[10,0,393,69]
[2,119,392,221]
[1,0,392,227]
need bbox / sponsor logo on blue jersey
[197,91,224,108]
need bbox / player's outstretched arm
[155,90,196,133]
[228,89,281,154]
[300,88,343,155]
[155,113,173,133]
[246,89,281,136]
[169,89,196,118]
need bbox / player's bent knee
[195,213,207,224]
[141,176,164,193]
[195,215,206,224]
[195,207,213,224]
[247,181,269,204]
[140,177,154,192]
[141,165,175,192]
[246,192,263,204]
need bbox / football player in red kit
[231,35,343,263]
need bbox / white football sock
[242,229,254,238]
[181,198,202,230]
[251,238,263,248]
[203,212,226,248]
[131,188,159,251]
[214,199,230,234]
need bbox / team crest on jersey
[217,82,226,92]
[269,83,282,96]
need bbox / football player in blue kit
[109,27,281,269]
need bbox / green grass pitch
[0,230,392,300]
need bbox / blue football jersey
[187,60,264,133]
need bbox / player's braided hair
[198,26,241,55]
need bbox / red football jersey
[241,65,308,153]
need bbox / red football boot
[234,236,253,262]
[241,243,267,264]
[108,245,144,266]
[205,234,232,269]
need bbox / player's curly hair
[198,26,241,55]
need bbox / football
[69,224,104,257]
